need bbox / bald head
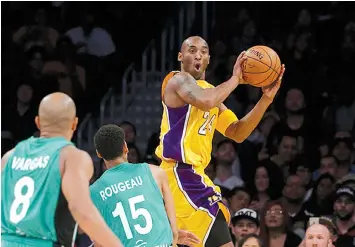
[37,92,76,130]
[305,224,332,247]
[180,36,208,52]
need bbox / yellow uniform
[155,71,238,246]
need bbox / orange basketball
[242,45,281,87]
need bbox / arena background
[2,1,355,246]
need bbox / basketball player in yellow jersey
[155,36,285,247]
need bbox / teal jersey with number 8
[90,162,173,247]
[1,137,77,247]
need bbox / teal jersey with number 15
[90,162,173,247]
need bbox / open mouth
[194,64,201,71]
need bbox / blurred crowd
[1,1,179,155]
[199,2,355,247]
[2,2,355,247]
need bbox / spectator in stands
[269,88,308,154]
[333,187,355,240]
[26,46,45,85]
[303,173,335,218]
[259,200,302,247]
[42,36,86,100]
[282,174,307,235]
[119,121,136,145]
[145,132,160,163]
[66,11,116,57]
[304,223,333,247]
[332,137,354,179]
[238,234,264,247]
[313,155,339,181]
[13,8,59,52]
[231,19,265,55]
[250,162,284,212]
[214,140,244,189]
[335,77,355,133]
[127,143,141,163]
[231,208,260,247]
[228,187,252,217]
[336,174,355,191]
[290,155,312,188]
[205,158,216,181]
[268,132,298,178]
[2,83,37,144]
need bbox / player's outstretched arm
[170,52,246,111]
[61,147,123,247]
[217,66,285,143]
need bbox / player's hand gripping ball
[242,45,282,88]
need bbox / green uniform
[1,137,77,247]
[90,162,173,247]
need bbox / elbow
[234,136,247,143]
[227,132,247,143]
[68,201,92,223]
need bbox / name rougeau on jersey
[99,176,143,201]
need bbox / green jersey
[1,137,77,247]
[90,162,173,247]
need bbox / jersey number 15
[112,195,153,239]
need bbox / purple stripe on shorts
[175,162,221,217]
[162,105,189,162]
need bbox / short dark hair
[94,124,125,160]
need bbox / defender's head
[178,36,210,80]
[94,124,128,162]
[35,92,78,140]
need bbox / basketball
[242,45,282,87]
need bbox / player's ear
[208,55,210,65]
[123,142,129,154]
[178,52,183,62]
[35,116,40,129]
[96,150,102,158]
[72,117,78,131]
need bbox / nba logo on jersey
[208,194,222,206]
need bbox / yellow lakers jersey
[155,71,220,169]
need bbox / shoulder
[2,149,15,170]
[166,71,193,85]
[61,146,93,168]
[66,27,82,36]
[62,145,90,158]
[148,164,166,180]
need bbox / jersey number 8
[10,176,35,224]
[112,195,153,239]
